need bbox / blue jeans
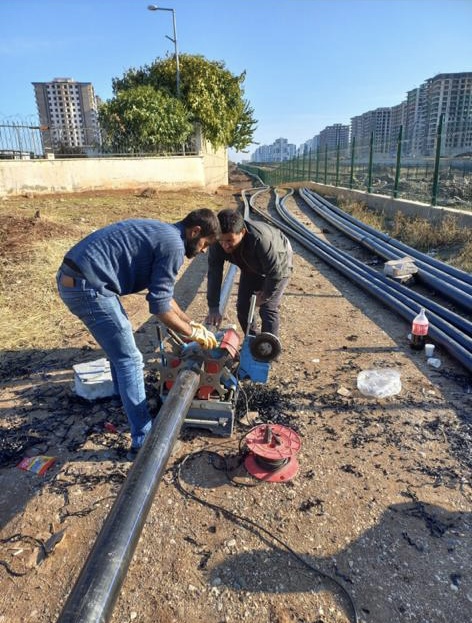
[56,267,152,448]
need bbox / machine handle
[246,294,257,336]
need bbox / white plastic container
[73,358,114,400]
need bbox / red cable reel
[243,424,301,482]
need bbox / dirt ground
[0,171,471,623]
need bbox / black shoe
[126,446,141,462]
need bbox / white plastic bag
[357,369,401,398]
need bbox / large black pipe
[249,190,472,375]
[301,187,472,296]
[57,367,201,623]
[299,188,472,310]
[302,187,472,289]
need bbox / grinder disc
[249,332,281,362]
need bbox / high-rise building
[424,72,472,156]
[32,77,101,153]
[251,137,296,162]
[403,73,472,156]
[351,108,391,153]
[318,124,350,150]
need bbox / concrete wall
[307,183,472,228]
[0,145,228,197]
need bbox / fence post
[315,146,320,182]
[335,143,340,187]
[324,144,328,184]
[307,148,312,182]
[367,132,374,193]
[393,125,403,198]
[349,136,356,189]
[431,113,444,206]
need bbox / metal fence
[243,122,472,210]
[0,120,199,159]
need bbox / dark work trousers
[237,272,291,337]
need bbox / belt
[60,274,82,288]
[62,257,84,276]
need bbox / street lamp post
[147,4,180,97]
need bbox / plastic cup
[424,344,435,357]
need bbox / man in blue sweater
[57,208,220,458]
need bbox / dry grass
[390,212,472,250]
[0,189,228,352]
[337,199,386,231]
[450,240,472,273]
[337,197,472,270]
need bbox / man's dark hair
[181,208,221,237]
[217,208,245,234]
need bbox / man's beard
[185,235,202,258]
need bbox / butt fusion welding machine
[155,295,281,436]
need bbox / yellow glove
[189,321,218,349]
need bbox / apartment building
[318,123,350,151]
[298,135,320,156]
[251,137,296,163]
[351,108,391,153]
[253,72,472,162]
[32,77,101,153]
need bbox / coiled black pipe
[279,205,472,349]
[303,187,472,287]
[301,187,472,299]
[248,189,472,375]
[282,193,472,337]
[299,188,472,311]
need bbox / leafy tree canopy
[105,54,257,151]
[99,85,192,153]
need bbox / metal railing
[0,120,199,159]
[243,122,472,210]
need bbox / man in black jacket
[206,208,292,337]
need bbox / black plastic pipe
[302,187,472,288]
[219,264,239,314]
[277,202,472,373]
[276,202,472,347]
[301,187,472,296]
[299,188,472,311]
[56,367,201,623]
[250,190,472,375]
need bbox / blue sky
[1,0,471,161]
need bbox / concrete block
[73,358,114,400]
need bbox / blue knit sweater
[65,218,185,314]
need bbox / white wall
[0,146,228,197]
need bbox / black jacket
[207,220,292,310]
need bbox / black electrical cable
[252,455,290,471]
[175,450,360,623]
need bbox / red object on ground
[244,423,301,482]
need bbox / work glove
[189,321,218,349]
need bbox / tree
[101,54,257,152]
[99,85,192,153]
